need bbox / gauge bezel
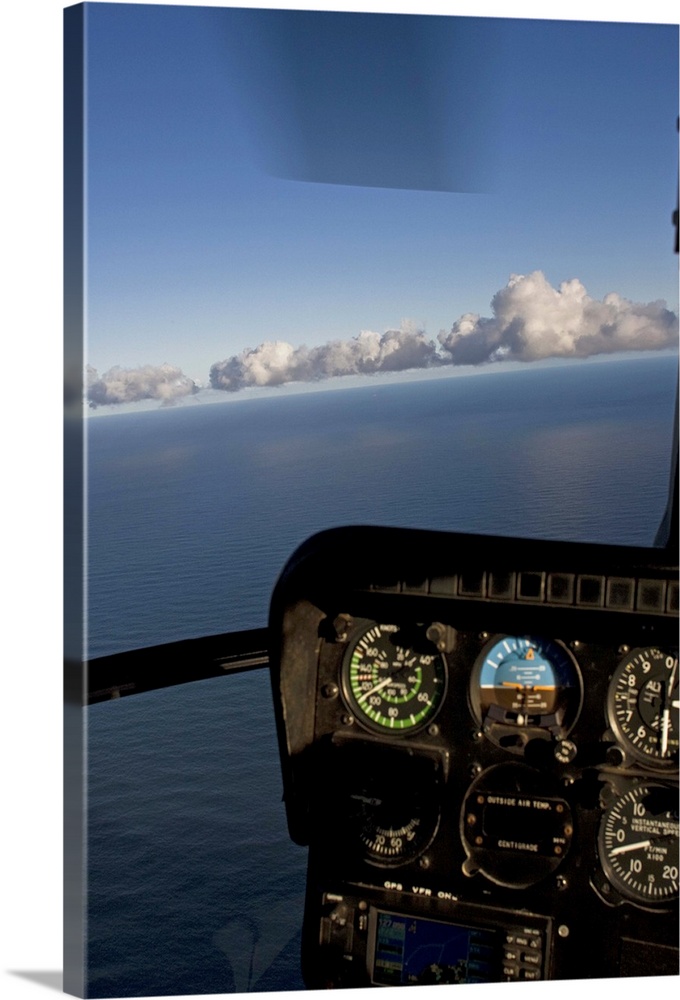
[460,762,574,888]
[340,621,448,736]
[606,647,679,769]
[323,737,444,869]
[597,782,679,908]
[350,772,443,868]
[468,634,584,752]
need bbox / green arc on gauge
[343,622,446,733]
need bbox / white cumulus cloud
[209,323,439,391]
[438,271,678,365]
[87,364,198,407]
[88,275,678,404]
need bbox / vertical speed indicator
[598,783,678,907]
[342,623,447,734]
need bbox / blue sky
[83,4,679,385]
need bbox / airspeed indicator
[342,622,447,734]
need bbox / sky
[2,4,679,1000]
[81,3,679,402]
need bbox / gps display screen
[372,910,503,986]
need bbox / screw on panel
[557,925,570,939]
[333,614,352,641]
[341,714,354,726]
[556,876,568,891]
[321,683,339,699]
[418,855,431,870]
[426,622,446,647]
[618,645,630,656]
[427,723,439,737]
[554,739,577,764]
[426,622,457,652]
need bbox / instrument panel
[268,526,679,987]
[315,619,677,896]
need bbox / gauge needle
[661,659,678,756]
[610,839,652,856]
[357,675,395,703]
[350,794,382,806]
[661,710,670,756]
[610,832,677,856]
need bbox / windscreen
[84,6,678,657]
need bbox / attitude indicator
[471,635,582,749]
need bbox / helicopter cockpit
[64,5,679,996]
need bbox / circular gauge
[329,740,443,868]
[350,777,438,866]
[460,763,574,888]
[342,622,447,734]
[607,648,679,767]
[598,783,678,907]
[470,635,582,750]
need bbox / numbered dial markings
[608,648,679,766]
[331,740,443,868]
[353,795,433,866]
[598,784,678,906]
[342,623,446,733]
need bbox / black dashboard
[268,526,679,987]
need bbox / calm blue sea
[85,356,677,997]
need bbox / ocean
[85,355,677,996]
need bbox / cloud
[87,274,678,404]
[87,364,198,407]
[438,271,678,365]
[210,274,677,392]
[209,323,440,391]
